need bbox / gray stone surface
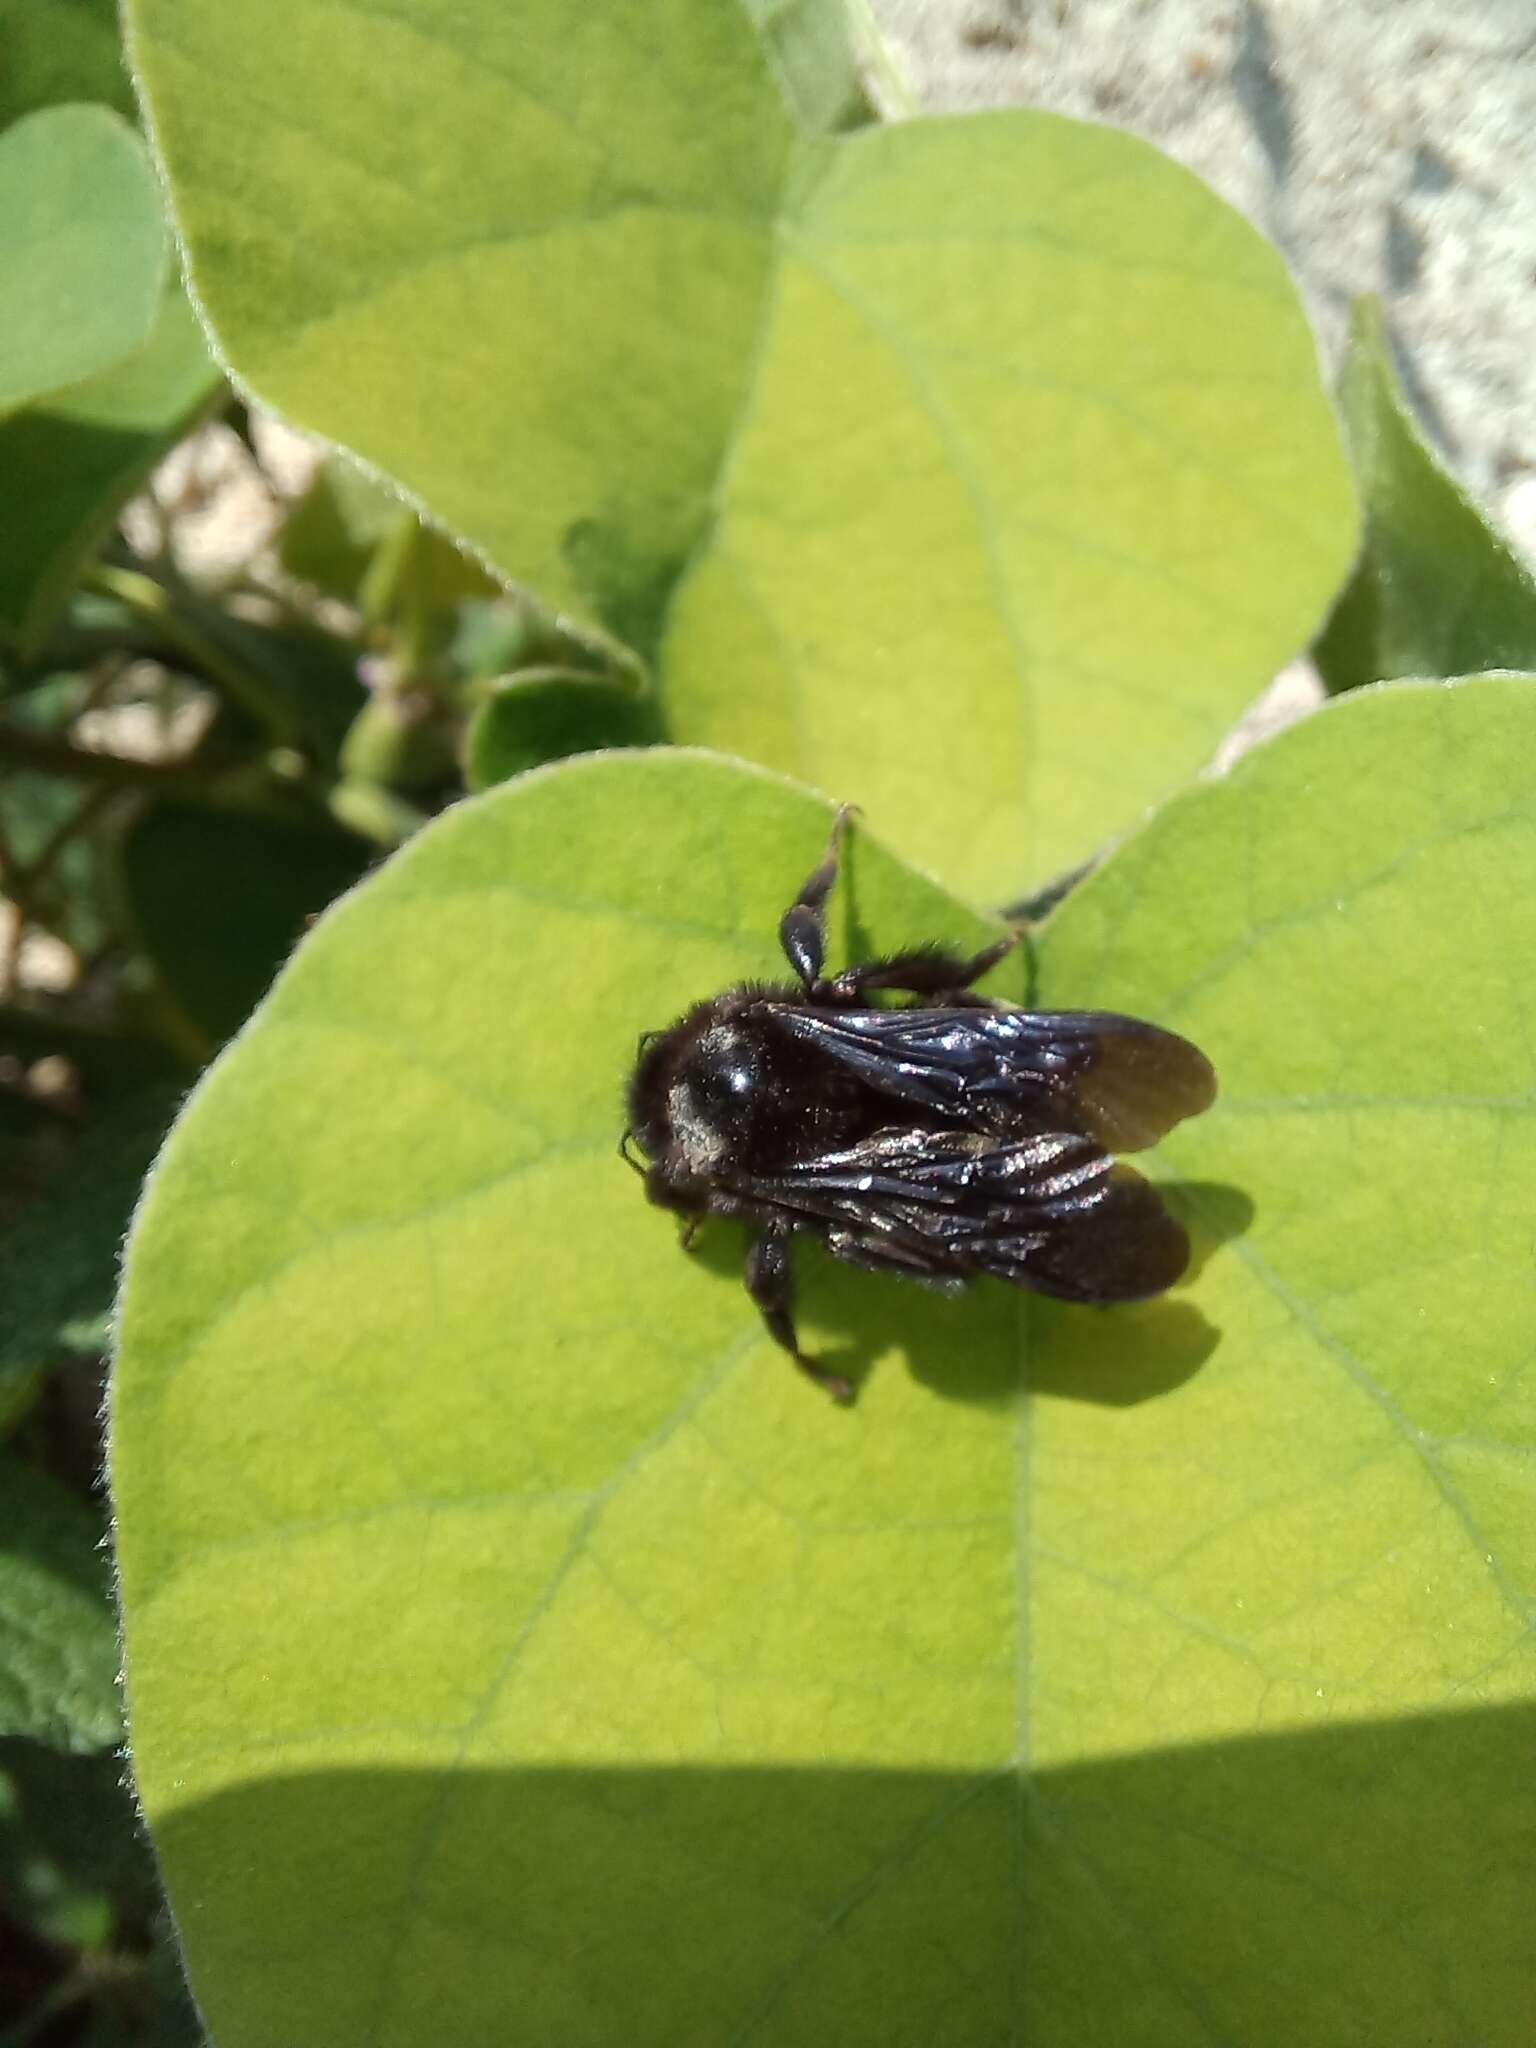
[867,0,1536,561]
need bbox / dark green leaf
[0,1736,152,1909]
[0,1090,179,1386]
[0,0,135,127]
[117,803,369,1047]
[464,676,660,790]
[0,1458,119,1750]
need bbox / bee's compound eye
[692,1039,759,1119]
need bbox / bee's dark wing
[768,1005,1215,1151]
[736,1127,1189,1302]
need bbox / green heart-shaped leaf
[115,684,1536,2045]
[0,105,166,415]
[125,0,1354,895]
[1316,299,1536,693]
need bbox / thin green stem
[87,565,300,742]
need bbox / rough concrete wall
[867,0,1536,562]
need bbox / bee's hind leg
[744,1223,854,1405]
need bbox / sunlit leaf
[115,688,1536,2044]
[127,0,1353,894]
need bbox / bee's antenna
[618,1129,646,1175]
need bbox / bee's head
[624,991,774,1187]
[624,1018,688,1168]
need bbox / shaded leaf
[114,694,1536,2045]
[127,0,1354,895]
[0,1372,43,1439]
[0,0,135,127]
[275,456,405,602]
[0,1737,204,2042]
[0,1089,180,1386]
[117,804,369,1047]
[278,454,497,613]
[0,280,221,652]
[463,676,660,790]
[338,694,458,795]
[1315,298,1536,692]
[0,1736,150,1909]
[0,106,165,416]
[0,1458,119,1751]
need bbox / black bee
[623,808,1216,1403]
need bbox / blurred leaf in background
[0,1456,120,1752]
[0,107,167,417]
[0,0,137,126]
[0,283,222,654]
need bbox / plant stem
[87,565,300,743]
[0,726,216,790]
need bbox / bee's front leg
[778,805,856,992]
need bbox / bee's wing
[768,1005,1215,1152]
[736,1127,1190,1302]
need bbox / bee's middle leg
[744,1223,853,1404]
